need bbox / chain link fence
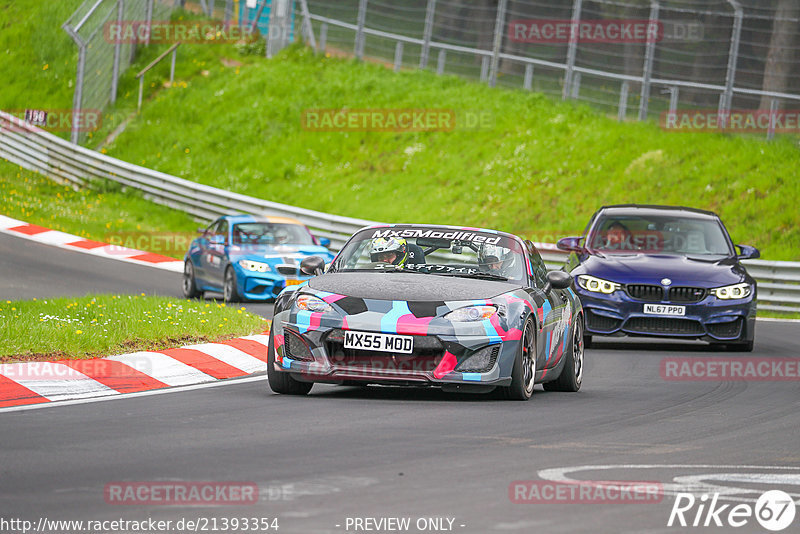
[63,0,181,144]
[300,0,800,138]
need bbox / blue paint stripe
[545,331,552,363]
[282,357,294,369]
[562,323,570,351]
[381,301,411,334]
[296,310,312,334]
[462,373,482,382]
[481,319,503,344]
[541,300,552,322]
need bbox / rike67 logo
[668,490,796,531]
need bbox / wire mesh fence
[63,0,181,144]
[300,0,800,138]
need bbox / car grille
[277,265,299,276]
[623,317,704,335]
[626,284,664,302]
[668,286,707,303]
[284,330,314,361]
[707,318,743,339]
[586,310,622,332]
[325,329,445,373]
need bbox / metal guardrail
[1,109,798,313]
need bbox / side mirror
[557,236,584,252]
[300,255,326,276]
[736,245,760,260]
[318,237,331,248]
[543,270,572,294]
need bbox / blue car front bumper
[236,270,310,301]
[576,288,756,342]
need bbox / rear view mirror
[544,270,572,294]
[300,256,326,276]
[557,236,584,252]
[416,237,452,249]
[736,245,760,260]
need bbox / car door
[193,219,220,284]
[524,241,567,370]
[205,219,229,288]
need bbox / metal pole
[523,64,533,90]
[145,0,154,46]
[63,24,86,144]
[436,49,445,75]
[209,0,216,17]
[668,86,679,114]
[170,47,177,84]
[480,56,489,82]
[110,0,124,104]
[570,72,581,99]
[225,0,233,25]
[562,0,583,100]
[419,0,436,69]
[767,98,779,141]
[488,0,508,88]
[355,0,368,59]
[299,0,316,50]
[319,22,328,53]
[394,41,404,72]
[618,81,629,121]
[138,76,144,113]
[719,0,742,129]
[638,1,659,121]
[249,0,268,34]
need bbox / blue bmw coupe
[558,205,759,351]
[182,214,335,302]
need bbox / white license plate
[644,304,686,316]
[344,331,414,353]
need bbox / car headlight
[577,275,621,294]
[238,260,271,273]
[445,305,497,322]
[710,283,751,300]
[296,294,333,313]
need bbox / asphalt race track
[1,234,799,533]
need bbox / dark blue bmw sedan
[558,205,759,351]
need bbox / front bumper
[576,287,756,342]
[271,318,512,387]
[236,271,310,301]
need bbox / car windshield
[331,226,527,283]
[588,214,733,256]
[231,223,314,246]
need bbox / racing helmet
[479,243,514,272]
[370,237,408,265]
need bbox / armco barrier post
[563,0,583,100]
[110,0,124,104]
[488,0,508,88]
[638,1,659,121]
[719,0,743,129]
[419,0,436,69]
[355,0,368,60]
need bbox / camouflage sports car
[267,224,584,400]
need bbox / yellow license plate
[285,279,304,286]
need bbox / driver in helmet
[479,244,511,274]
[370,237,408,266]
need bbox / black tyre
[182,260,202,299]
[223,266,241,303]
[267,329,313,395]
[584,334,593,349]
[544,314,584,392]
[500,318,536,401]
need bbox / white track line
[105,352,216,386]
[187,343,266,374]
